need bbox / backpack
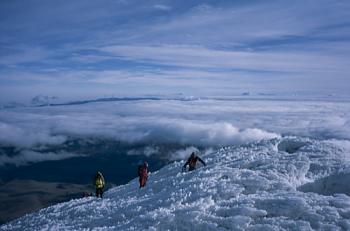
[138,165,148,177]
[95,175,104,188]
[189,156,197,168]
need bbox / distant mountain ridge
[2,93,350,109]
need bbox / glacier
[2,136,350,230]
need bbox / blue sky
[0,0,350,103]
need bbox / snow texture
[2,136,350,230]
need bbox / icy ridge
[2,137,350,230]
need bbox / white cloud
[101,44,349,74]
[0,98,349,163]
[1,0,350,103]
[170,146,198,161]
[0,47,52,66]
[0,100,282,151]
[153,4,172,11]
[127,146,161,157]
[1,98,349,150]
[0,150,80,167]
[0,122,66,148]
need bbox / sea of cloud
[0,98,349,166]
[0,150,79,167]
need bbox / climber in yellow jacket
[94,171,105,198]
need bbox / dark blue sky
[1,0,350,103]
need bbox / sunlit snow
[2,136,350,230]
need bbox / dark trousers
[139,176,147,188]
[96,188,103,198]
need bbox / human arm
[197,157,206,166]
[145,167,149,179]
[138,166,142,177]
[101,175,105,187]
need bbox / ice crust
[2,137,350,230]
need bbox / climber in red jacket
[138,162,148,188]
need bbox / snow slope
[2,136,350,230]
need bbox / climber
[183,152,206,171]
[94,171,105,198]
[138,162,149,188]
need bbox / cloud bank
[0,151,80,167]
[0,98,349,165]
[0,122,66,148]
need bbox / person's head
[143,161,148,167]
[96,171,102,177]
[190,152,195,158]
